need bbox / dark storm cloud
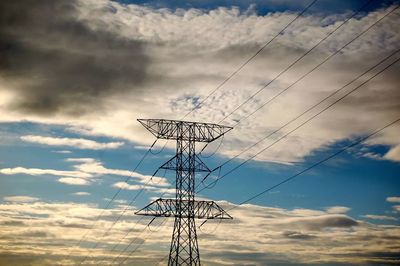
[0,0,148,116]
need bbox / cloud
[383,144,400,162]
[281,214,359,230]
[58,177,89,185]
[325,206,351,214]
[0,199,398,265]
[112,181,144,191]
[392,205,400,212]
[52,150,72,154]
[363,214,397,221]
[67,158,170,186]
[0,166,92,178]
[0,0,149,117]
[21,135,124,150]
[0,157,169,188]
[0,0,398,167]
[281,230,316,240]
[386,196,400,203]
[3,196,39,202]
[112,182,175,195]
[71,192,90,196]
[0,1,398,265]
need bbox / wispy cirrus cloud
[0,166,92,179]
[0,158,169,187]
[112,181,175,195]
[0,166,93,186]
[58,177,89,186]
[67,158,170,186]
[112,181,144,191]
[325,206,351,214]
[71,192,90,196]
[362,214,397,221]
[3,196,39,202]
[21,135,124,150]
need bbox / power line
[150,139,169,155]
[77,166,167,265]
[202,48,399,186]
[82,2,366,261]
[113,166,221,265]
[102,1,317,262]
[181,0,319,120]
[76,2,398,264]
[64,139,157,262]
[198,51,399,193]
[117,6,399,262]
[145,117,400,266]
[108,179,177,264]
[116,218,168,266]
[154,253,169,266]
[227,4,399,127]
[218,0,375,124]
[200,134,225,158]
[229,116,400,209]
[199,0,376,157]
[110,222,153,265]
[192,3,399,192]
[146,85,400,266]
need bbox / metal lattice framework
[136,199,232,219]
[138,119,230,142]
[136,119,232,265]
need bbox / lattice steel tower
[136,119,233,265]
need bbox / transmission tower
[136,119,233,265]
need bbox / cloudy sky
[0,0,399,265]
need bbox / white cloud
[363,214,397,221]
[58,177,89,185]
[384,144,400,162]
[386,196,400,203]
[112,182,176,195]
[0,167,92,178]
[112,181,144,191]
[52,150,72,154]
[21,135,124,150]
[0,158,169,187]
[3,196,39,202]
[325,206,351,214]
[67,158,170,186]
[393,205,400,212]
[71,192,90,196]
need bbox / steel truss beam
[137,119,232,142]
[135,199,232,219]
[160,154,211,172]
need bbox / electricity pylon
[136,119,233,265]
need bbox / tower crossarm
[135,198,232,219]
[160,154,211,172]
[138,119,232,142]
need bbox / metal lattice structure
[136,119,233,265]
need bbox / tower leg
[168,216,200,266]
